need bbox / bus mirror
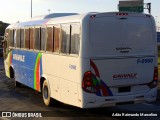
[1,40,4,48]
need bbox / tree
[0,21,9,36]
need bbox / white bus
[2,12,158,108]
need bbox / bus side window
[54,25,60,53]
[25,28,30,49]
[30,28,34,50]
[70,24,80,55]
[16,29,21,48]
[34,27,40,50]
[41,27,46,51]
[61,25,70,54]
[46,26,54,52]
[21,29,25,48]
[9,29,14,47]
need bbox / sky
[0,0,160,26]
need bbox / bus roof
[6,12,152,29]
[7,13,84,29]
[30,13,78,21]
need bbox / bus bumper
[84,88,157,108]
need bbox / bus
[2,12,158,108]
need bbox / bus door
[2,32,11,77]
[2,33,9,59]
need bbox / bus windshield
[90,16,155,57]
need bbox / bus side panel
[80,58,98,108]
[11,49,42,91]
[42,54,81,107]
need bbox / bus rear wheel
[42,80,53,106]
[10,68,21,87]
[15,81,21,87]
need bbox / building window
[61,25,70,54]
[70,24,80,55]
[54,25,60,53]
[46,26,54,52]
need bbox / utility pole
[31,0,32,18]
[48,9,51,14]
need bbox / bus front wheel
[42,80,53,106]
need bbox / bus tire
[42,80,53,106]
[15,80,21,87]
[10,67,21,87]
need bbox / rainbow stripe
[90,60,113,96]
[6,52,12,78]
[34,53,42,91]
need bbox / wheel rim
[44,85,48,99]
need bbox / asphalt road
[0,57,160,120]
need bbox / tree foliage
[0,21,9,36]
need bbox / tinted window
[61,25,70,54]
[34,28,40,50]
[30,28,34,49]
[54,26,60,52]
[25,28,29,49]
[70,24,80,55]
[46,26,53,52]
[9,29,14,47]
[16,29,21,48]
[21,29,25,48]
[41,27,46,51]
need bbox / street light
[31,0,32,18]
[48,9,51,14]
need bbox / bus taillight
[1,40,4,48]
[153,67,158,81]
[148,67,158,88]
[82,71,97,93]
[116,13,128,16]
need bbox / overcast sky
[0,0,159,25]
